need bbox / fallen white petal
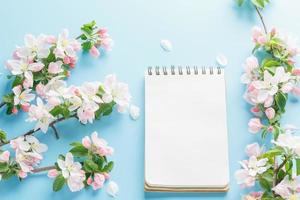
[106,181,119,198]
[129,105,140,120]
[216,54,228,67]
[160,40,172,52]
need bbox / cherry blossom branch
[32,165,56,173]
[254,5,268,34]
[0,114,76,147]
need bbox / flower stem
[0,101,6,109]
[32,165,56,173]
[0,114,76,147]
[254,5,268,34]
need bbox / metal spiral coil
[147,66,222,75]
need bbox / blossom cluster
[26,74,131,133]
[0,135,47,180]
[236,24,300,199]
[48,132,114,192]
[242,27,300,139]
[1,21,113,116]
[3,29,81,115]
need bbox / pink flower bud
[0,151,10,162]
[87,176,93,185]
[250,106,260,114]
[267,126,274,133]
[248,118,263,134]
[292,69,300,76]
[47,169,58,178]
[89,46,100,58]
[21,103,30,112]
[265,107,275,120]
[270,28,276,36]
[12,107,18,115]
[18,171,27,179]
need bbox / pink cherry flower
[47,169,59,178]
[265,107,275,120]
[81,132,114,157]
[48,61,63,74]
[248,118,263,134]
[36,83,46,98]
[245,143,263,157]
[63,56,71,64]
[242,191,263,200]
[91,173,105,190]
[89,46,100,58]
[251,26,267,45]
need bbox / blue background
[1,0,300,199]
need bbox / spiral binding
[147,66,222,75]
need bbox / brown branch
[0,101,5,109]
[32,165,56,173]
[254,5,268,34]
[51,125,60,140]
[0,114,76,147]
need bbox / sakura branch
[235,1,300,199]
[0,20,113,115]
[0,74,132,147]
[0,131,116,194]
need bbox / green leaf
[262,58,281,68]
[3,93,14,104]
[50,106,63,117]
[103,161,114,173]
[259,177,272,192]
[251,0,265,8]
[81,41,93,51]
[53,175,65,192]
[70,145,88,157]
[0,162,9,172]
[236,0,244,6]
[84,160,98,172]
[296,159,300,176]
[275,92,287,113]
[263,147,282,158]
[70,142,82,147]
[12,76,24,87]
[95,102,115,119]
[0,129,7,143]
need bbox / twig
[0,114,76,147]
[254,5,268,34]
[274,156,288,185]
[32,165,56,173]
[51,125,60,140]
[0,101,5,109]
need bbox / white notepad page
[145,67,229,189]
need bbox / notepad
[144,66,229,192]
